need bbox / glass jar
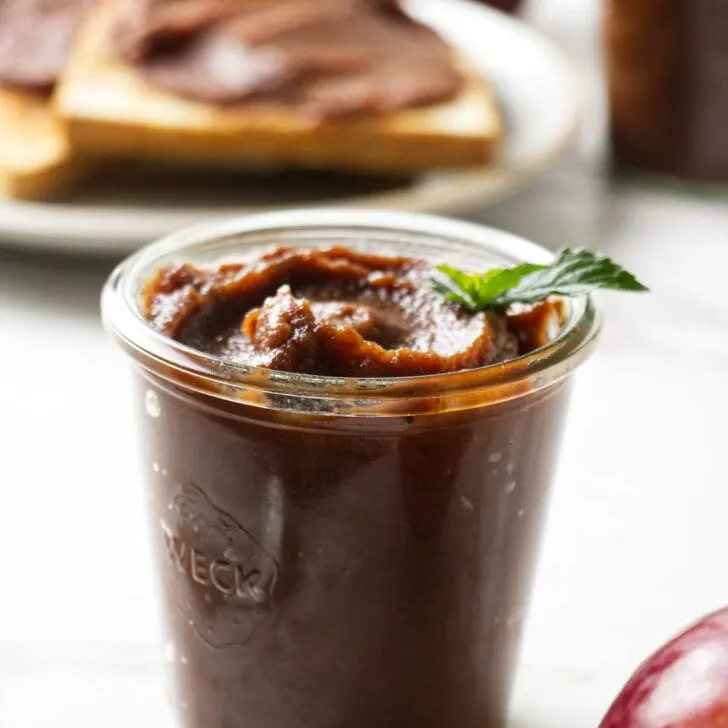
[102,209,600,728]
[606,0,728,182]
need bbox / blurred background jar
[605,0,728,182]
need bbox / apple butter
[111,0,463,118]
[103,212,600,728]
[606,0,728,181]
[0,0,93,91]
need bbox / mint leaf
[432,262,545,311]
[433,248,648,311]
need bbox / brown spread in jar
[0,0,92,91]
[112,0,464,118]
[124,240,578,728]
[142,246,562,377]
[606,0,728,181]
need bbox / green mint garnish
[432,248,648,311]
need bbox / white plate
[0,0,580,255]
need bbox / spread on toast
[0,0,93,90]
[112,0,464,118]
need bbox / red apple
[600,608,728,727]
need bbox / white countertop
[2,2,728,726]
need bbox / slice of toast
[56,3,502,173]
[0,88,84,200]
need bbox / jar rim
[102,209,601,412]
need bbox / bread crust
[0,88,84,199]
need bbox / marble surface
[2,1,728,726]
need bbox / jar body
[606,0,728,181]
[102,209,599,728]
[139,369,571,728]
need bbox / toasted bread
[57,3,502,173]
[0,87,84,200]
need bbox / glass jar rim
[102,209,601,412]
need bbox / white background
[2,1,728,726]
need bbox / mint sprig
[432,248,648,311]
